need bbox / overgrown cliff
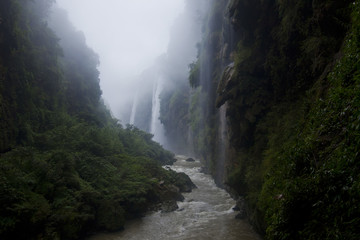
[2,0,360,239]
[160,0,360,238]
[0,1,193,239]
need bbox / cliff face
[128,0,208,153]
[161,0,360,238]
[0,1,188,239]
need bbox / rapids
[88,155,261,240]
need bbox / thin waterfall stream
[129,91,138,125]
[88,155,261,240]
[150,76,166,145]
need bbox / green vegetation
[259,4,360,238]
[188,60,200,88]
[0,1,183,239]
[225,0,359,238]
[159,86,190,153]
[182,0,231,175]
[0,122,175,239]
[170,0,360,238]
[5,0,357,238]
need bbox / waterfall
[216,103,228,186]
[150,76,166,146]
[214,3,236,185]
[129,91,138,125]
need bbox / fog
[55,0,185,122]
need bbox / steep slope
[256,2,360,238]
[160,0,360,238]
[0,1,192,239]
[128,0,208,153]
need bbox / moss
[0,1,178,239]
[258,2,360,238]
[185,0,358,238]
[188,60,200,88]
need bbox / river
[88,155,261,240]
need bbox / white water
[216,103,228,185]
[129,91,138,125]
[88,155,261,240]
[150,76,166,144]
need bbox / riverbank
[88,155,261,240]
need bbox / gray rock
[233,196,245,211]
[175,172,197,192]
[233,196,246,219]
[161,200,179,213]
[216,62,235,108]
[160,184,184,202]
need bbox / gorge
[88,155,261,240]
[132,0,360,238]
[1,0,360,239]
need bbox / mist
[120,0,207,150]
[54,0,185,122]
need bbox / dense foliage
[259,3,360,238]
[180,0,233,176]
[3,0,359,238]
[0,1,179,239]
[223,1,359,238]
[160,0,360,239]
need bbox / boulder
[147,170,196,213]
[161,200,179,213]
[186,157,195,162]
[148,183,184,212]
[233,196,245,211]
[161,184,184,202]
[233,196,246,219]
[174,172,197,192]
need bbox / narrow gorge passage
[89,155,261,240]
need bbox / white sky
[56,0,185,120]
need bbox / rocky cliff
[160,0,360,238]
